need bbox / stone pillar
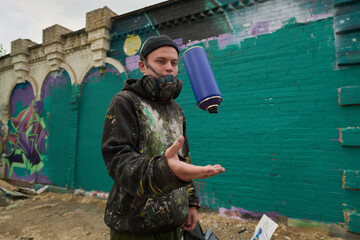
[10,39,37,81]
[86,6,117,67]
[43,24,72,70]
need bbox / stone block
[342,170,360,190]
[85,6,117,32]
[344,211,360,233]
[10,39,37,56]
[13,62,29,72]
[341,127,360,147]
[338,86,360,106]
[92,49,107,61]
[88,28,110,41]
[44,42,63,55]
[11,54,29,64]
[46,52,64,61]
[90,38,109,51]
[43,24,72,45]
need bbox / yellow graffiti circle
[124,35,142,56]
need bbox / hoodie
[101,78,199,233]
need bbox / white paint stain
[139,100,184,154]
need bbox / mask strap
[140,53,166,85]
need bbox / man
[101,35,225,240]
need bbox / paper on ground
[36,185,49,194]
[250,214,278,240]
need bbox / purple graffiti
[177,33,234,50]
[41,69,69,99]
[6,103,47,165]
[251,21,270,36]
[219,206,283,221]
[5,79,50,183]
[9,81,34,116]
[217,33,233,49]
[83,64,120,84]
[126,55,140,73]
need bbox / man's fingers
[181,164,225,181]
[198,165,225,179]
[213,165,225,173]
[168,159,225,182]
[165,135,184,158]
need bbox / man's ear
[139,60,146,73]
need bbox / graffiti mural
[2,78,59,184]
[3,99,49,182]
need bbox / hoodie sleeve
[101,93,190,198]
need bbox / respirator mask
[140,53,183,101]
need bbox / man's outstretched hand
[165,136,225,182]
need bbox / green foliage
[0,44,7,56]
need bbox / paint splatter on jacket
[101,79,199,233]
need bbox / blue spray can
[183,46,222,113]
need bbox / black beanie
[140,35,179,60]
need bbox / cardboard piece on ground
[0,186,31,198]
[0,179,18,192]
[18,187,36,195]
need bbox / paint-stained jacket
[101,78,199,233]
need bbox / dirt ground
[0,191,357,240]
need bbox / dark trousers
[110,227,181,240]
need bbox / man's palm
[165,136,225,182]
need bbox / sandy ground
[0,191,357,240]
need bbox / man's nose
[165,62,173,72]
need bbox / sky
[0,0,167,53]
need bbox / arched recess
[39,68,72,187]
[75,61,127,191]
[3,80,50,183]
[77,57,128,84]
[6,76,39,109]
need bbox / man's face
[139,46,179,78]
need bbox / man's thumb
[165,135,184,158]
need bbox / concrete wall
[0,0,360,233]
[0,6,126,189]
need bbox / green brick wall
[174,18,360,225]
